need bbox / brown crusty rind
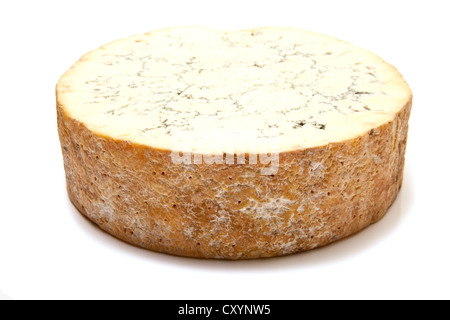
[56,94,412,259]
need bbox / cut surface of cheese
[57,26,410,153]
[57,27,412,259]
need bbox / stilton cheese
[56,27,412,259]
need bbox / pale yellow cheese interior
[57,26,411,153]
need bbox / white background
[1,0,449,300]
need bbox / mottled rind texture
[57,96,412,259]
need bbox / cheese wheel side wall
[57,96,412,259]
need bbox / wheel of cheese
[57,26,412,259]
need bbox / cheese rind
[57,27,412,259]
